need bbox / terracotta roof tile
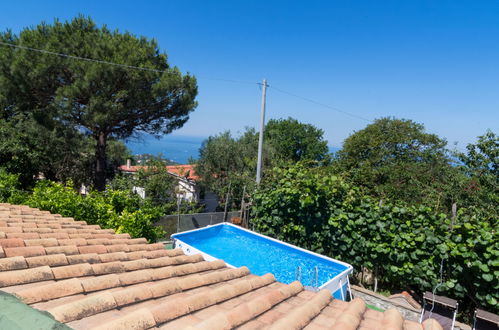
[119,269,153,286]
[52,263,94,279]
[123,250,146,260]
[100,228,116,234]
[0,238,25,247]
[0,256,28,271]
[53,228,78,234]
[92,234,115,239]
[381,308,405,330]
[80,274,121,293]
[0,204,444,330]
[0,226,23,232]
[363,307,384,321]
[40,232,69,239]
[26,254,68,268]
[69,233,94,239]
[258,309,285,325]
[38,223,62,229]
[17,222,39,228]
[148,248,183,258]
[45,245,79,255]
[24,238,59,247]
[58,238,88,246]
[93,308,156,330]
[121,259,148,271]
[84,238,108,246]
[270,289,332,330]
[125,237,146,244]
[105,244,130,253]
[67,253,101,264]
[91,261,125,275]
[127,243,154,252]
[99,252,128,263]
[77,244,108,254]
[6,232,41,239]
[48,291,117,323]
[0,265,54,287]
[404,320,424,330]
[4,246,46,258]
[23,227,53,233]
[328,298,366,330]
[15,278,84,304]
[104,238,129,245]
[114,233,131,239]
[112,285,153,307]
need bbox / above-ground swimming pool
[171,223,353,300]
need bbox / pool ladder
[296,266,320,292]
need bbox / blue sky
[1,0,498,149]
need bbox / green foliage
[135,158,178,207]
[334,117,458,211]
[0,15,198,190]
[195,131,257,210]
[109,160,203,214]
[0,111,130,189]
[3,179,165,242]
[265,117,330,163]
[0,169,28,203]
[195,117,330,208]
[252,163,498,316]
[456,130,499,221]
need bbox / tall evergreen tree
[0,16,198,190]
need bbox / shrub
[25,180,164,242]
[0,169,28,204]
[252,163,498,317]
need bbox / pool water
[174,225,348,288]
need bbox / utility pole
[256,78,268,184]
[223,182,231,222]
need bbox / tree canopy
[0,16,198,190]
[195,118,330,208]
[265,117,330,163]
[334,117,457,209]
[456,130,499,220]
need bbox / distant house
[118,161,200,203]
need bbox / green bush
[0,169,29,204]
[252,163,498,317]
[23,180,164,242]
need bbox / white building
[118,162,200,203]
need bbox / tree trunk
[94,131,108,191]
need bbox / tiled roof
[0,203,443,330]
[119,164,199,181]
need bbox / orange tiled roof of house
[0,203,442,329]
[119,164,199,181]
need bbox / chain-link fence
[155,211,242,239]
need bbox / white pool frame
[171,223,354,300]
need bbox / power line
[0,40,370,122]
[196,76,257,85]
[0,40,257,85]
[0,40,166,73]
[268,85,372,122]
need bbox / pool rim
[171,222,354,297]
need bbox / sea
[126,134,340,164]
[126,134,205,164]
